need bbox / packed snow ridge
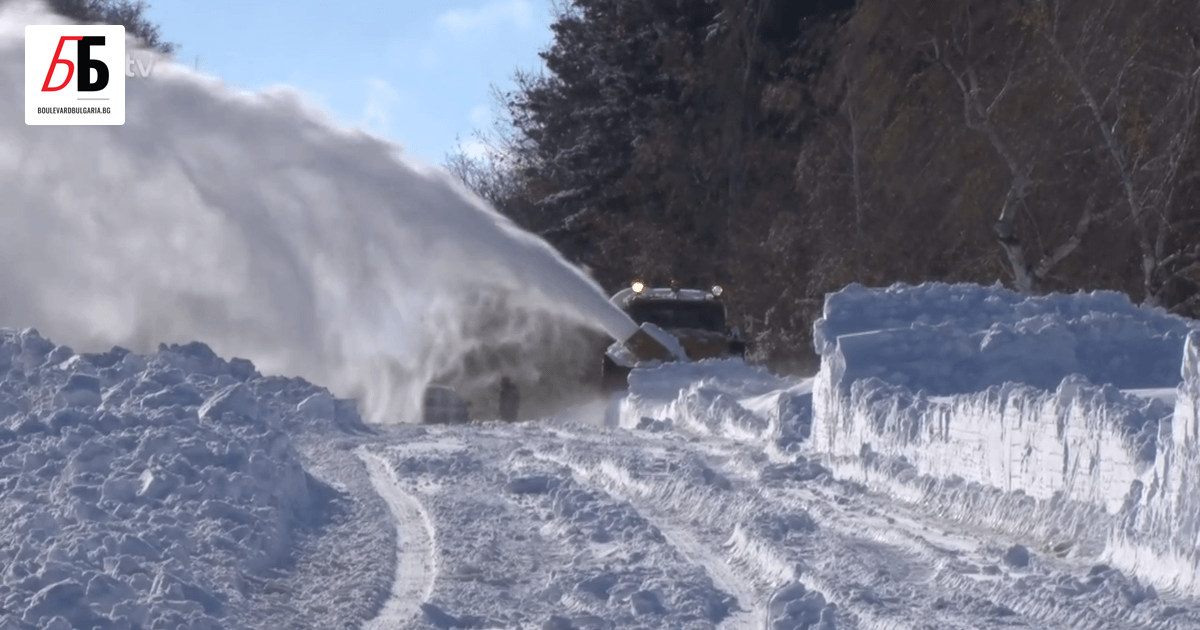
[809,282,1200,595]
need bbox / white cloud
[360,78,402,134]
[469,105,490,128]
[436,0,534,33]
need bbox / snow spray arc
[0,1,637,423]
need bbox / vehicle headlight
[711,285,723,297]
[631,281,646,294]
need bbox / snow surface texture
[349,359,1198,630]
[0,328,391,630]
[811,282,1200,597]
[617,358,812,447]
[813,283,1195,393]
[1114,331,1200,594]
[6,320,1200,628]
[0,0,634,425]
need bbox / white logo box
[26,25,125,125]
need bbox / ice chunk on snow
[18,328,54,364]
[59,374,101,408]
[198,383,258,422]
[297,392,334,419]
[23,579,87,627]
[767,581,830,630]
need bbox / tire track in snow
[538,429,1028,629]
[556,451,951,630]
[357,447,437,630]
[530,449,765,630]
[682,434,1186,630]
[768,478,1190,630]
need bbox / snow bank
[814,282,1193,393]
[620,359,813,449]
[813,375,1167,512]
[0,328,366,629]
[1112,331,1200,593]
[811,282,1200,594]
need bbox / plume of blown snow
[0,0,636,422]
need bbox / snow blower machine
[420,280,745,423]
[600,280,747,392]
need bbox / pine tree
[48,0,175,53]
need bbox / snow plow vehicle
[420,281,743,423]
[600,281,747,392]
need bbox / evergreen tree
[449,0,1199,373]
[48,0,175,53]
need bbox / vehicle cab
[601,281,746,390]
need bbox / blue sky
[142,0,555,166]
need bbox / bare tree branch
[1034,0,1198,304]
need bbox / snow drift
[617,358,812,448]
[0,0,634,424]
[0,327,379,630]
[810,282,1200,595]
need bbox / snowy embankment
[587,297,1196,629]
[0,328,388,630]
[615,359,813,449]
[807,283,1200,595]
[1114,331,1200,592]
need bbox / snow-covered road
[348,411,1199,629]
[341,283,1200,630]
[5,284,1200,630]
[7,5,1200,625]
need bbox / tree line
[447,0,1200,372]
[46,0,175,52]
